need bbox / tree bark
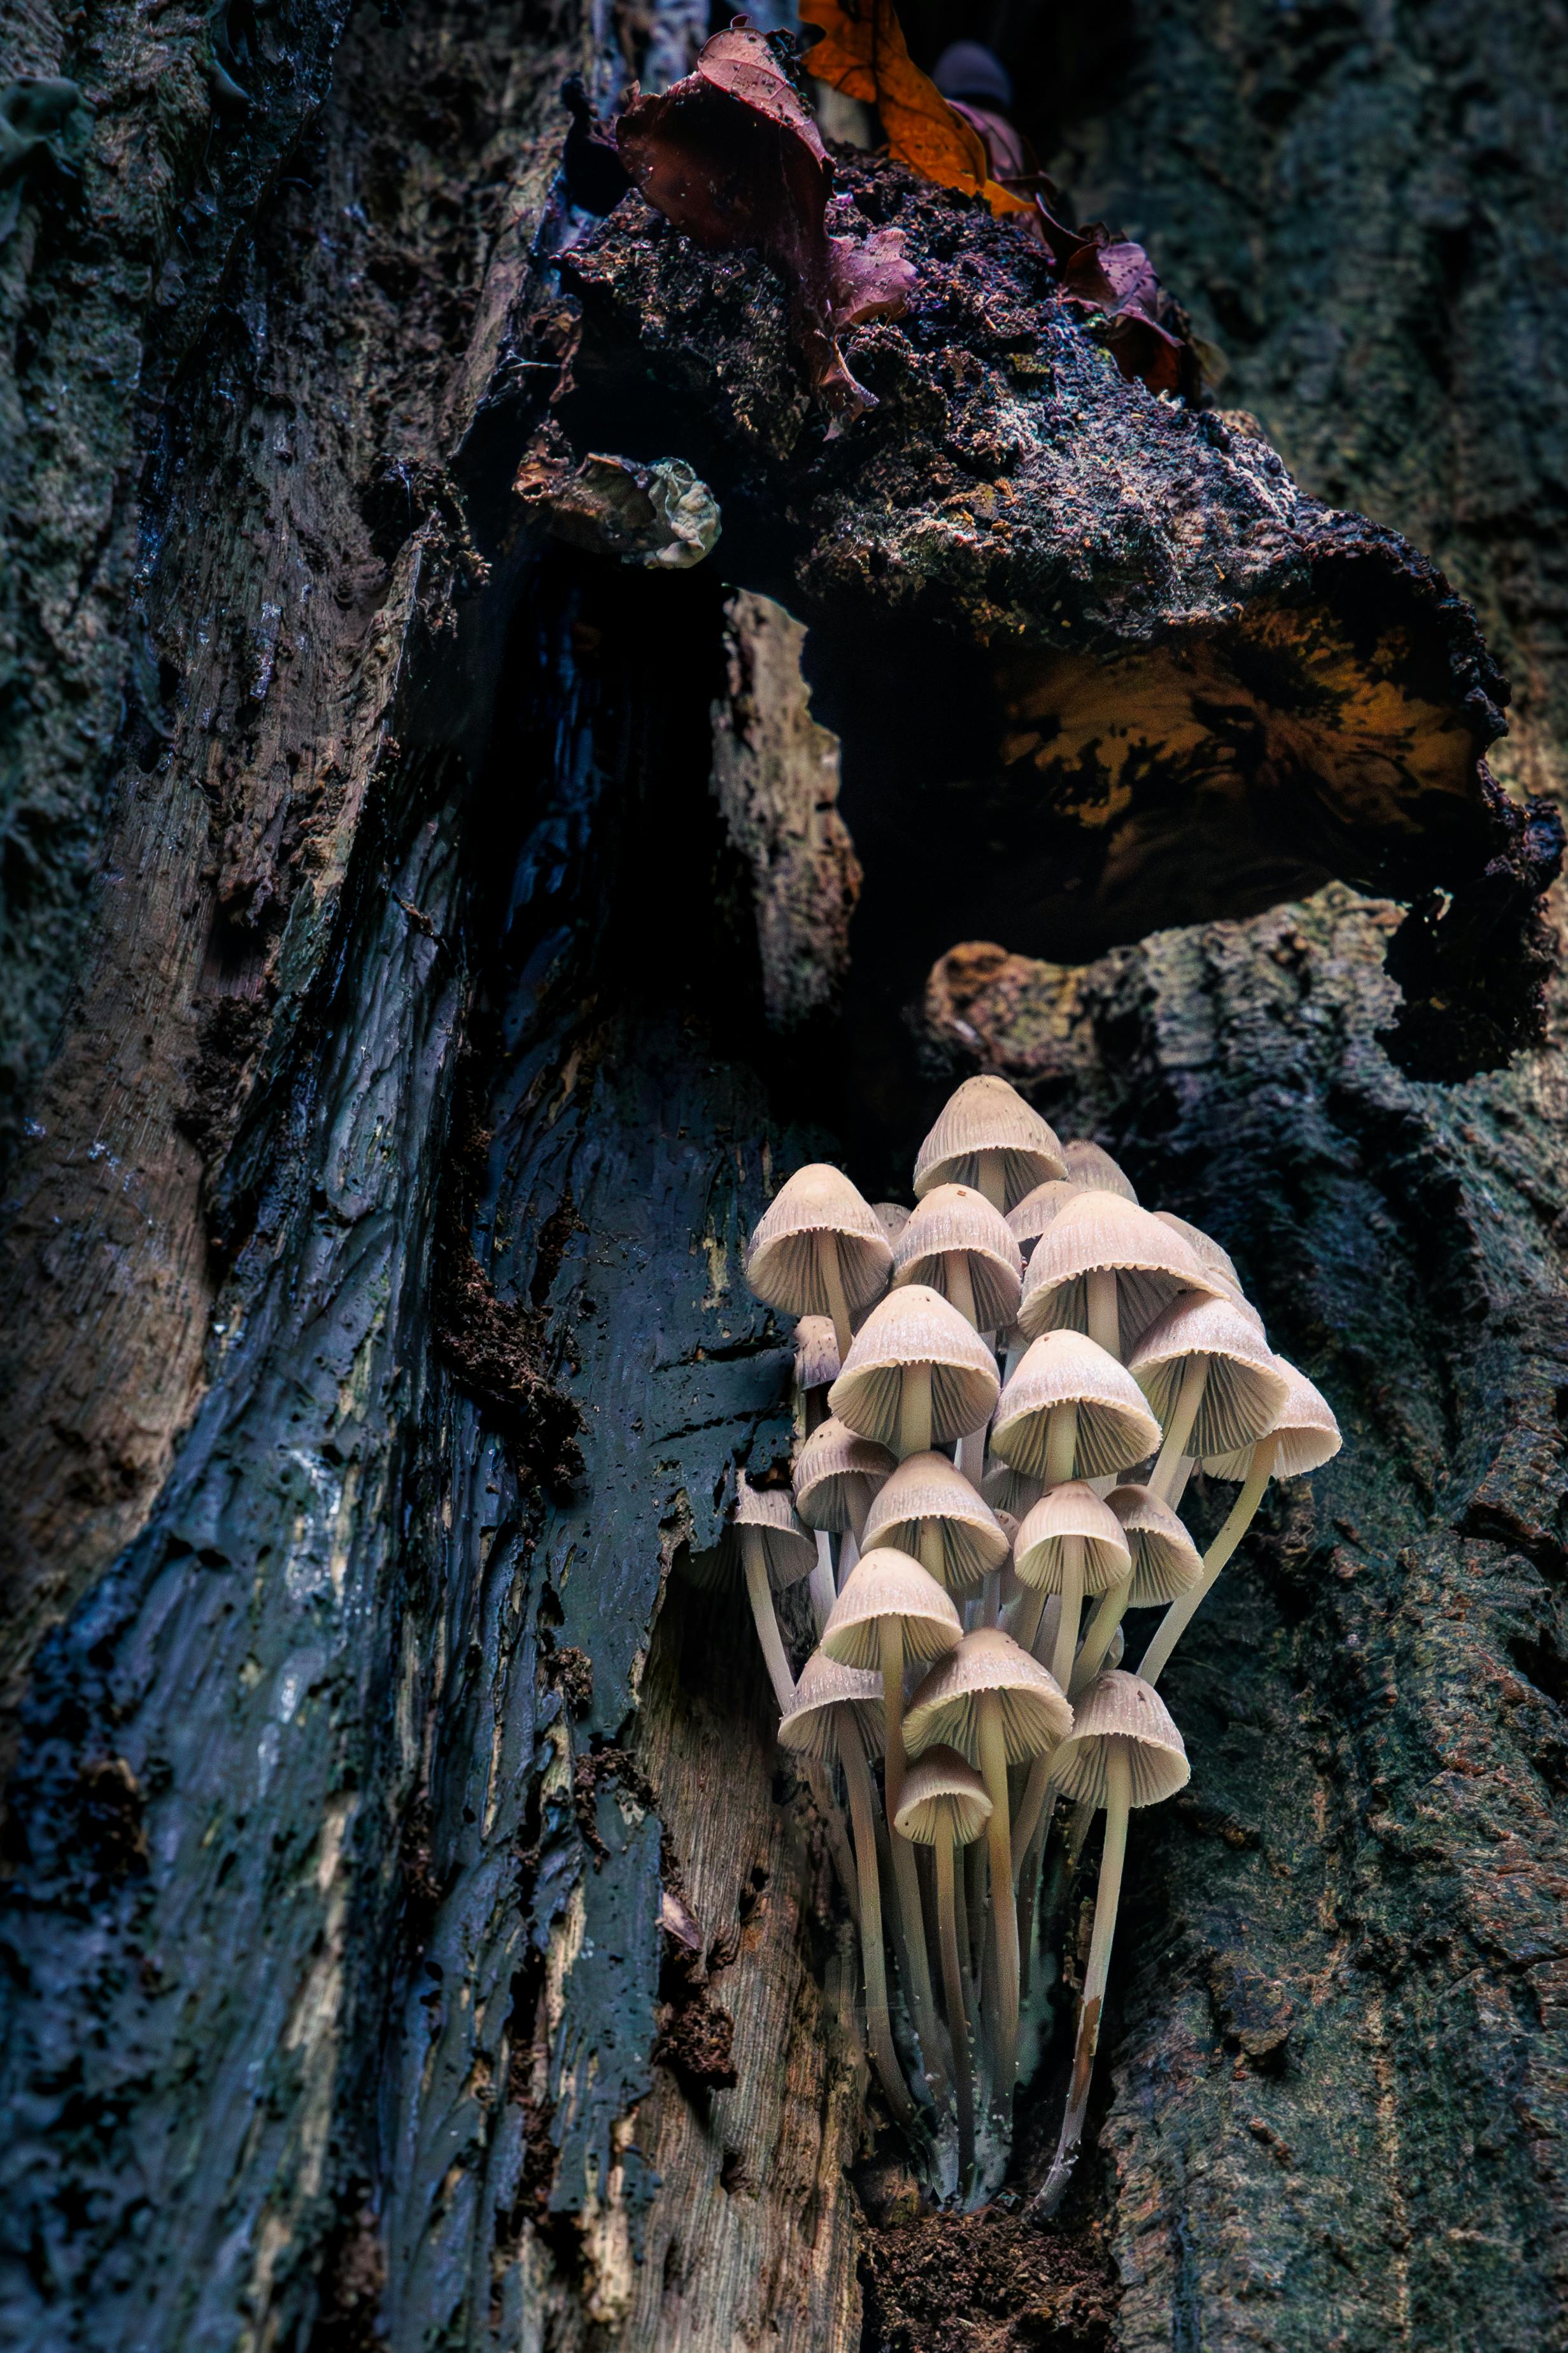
[1,7,1566,2353]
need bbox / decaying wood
[1,3,1566,2349]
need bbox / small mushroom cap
[777,1649,886,1760]
[872,1201,911,1243]
[746,1163,893,1319]
[1061,1139,1138,1202]
[905,1628,1073,1764]
[828,1284,1001,1449]
[991,1330,1161,1481]
[793,1416,896,1532]
[822,1547,964,1668]
[913,1074,1067,1207]
[1014,1482,1132,1596]
[1130,1291,1292,1459]
[1008,1179,1085,1260]
[731,1474,819,1589]
[982,1463,1043,1518]
[862,1451,1010,1595]
[1017,1191,1222,1348]
[1049,1669,1190,1808]
[1203,1355,1341,1480]
[892,1183,1024,1329]
[793,1314,841,1393]
[1105,1483,1203,1603]
[1151,1211,1241,1290]
[894,1745,992,1846]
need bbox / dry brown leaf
[800,0,1031,217]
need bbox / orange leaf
[800,0,1031,217]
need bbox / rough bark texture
[1,4,1567,2352]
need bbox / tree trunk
[1,6,1565,2353]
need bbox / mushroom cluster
[719,1075,1339,2204]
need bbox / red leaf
[616,22,914,429]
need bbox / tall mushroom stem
[933,1830,976,2188]
[1012,1405,1079,1655]
[809,1532,837,1634]
[947,1255,978,1330]
[880,1619,949,2100]
[816,1231,854,1365]
[803,1759,861,1931]
[1050,1534,1087,1694]
[898,1362,933,1458]
[1070,1574,1129,1698]
[741,1527,796,1714]
[1087,1269,1120,1359]
[1010,1751,1057,1883]
[976,1691,1020,2094]
[1030,1744,1131,2219]
[839,1723,917,2126]
[1140,1432,1279,1687]
[975,1152,1006,1212]
[1150,1356,1209,1500]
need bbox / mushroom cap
[1061,1139,1138,1202]
[793,1416,896,1532]
[872,1201,911,1243]
[894,1744,993,1846]
[913,1074,1067,1207]
[1049,1669,1190,1808]
[793,1314,841,1393]
[1007,1179,1085,1260]
[892,1183,1024,1329]
[1014,1482,1131,1596]
[1105,1483,1203,1603]
[1203,1355,1341,1480]
[861,1450,1011,1595]
[991,1330,1161,1481]
[905,1628,1073,1765]
[828,1284,1000,1449]
[982,1463,1043,1518]
[730,1474,818,1590]
[745,1163,893,1319]
[1151,1211,1241,1290]
[1130,1291,1292,1458]
[1017,1191,1223,1349]
[777,1649,886,1760]
[821,1546,964,1669]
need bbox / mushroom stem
[881,1621,949,2100]
[981,1568,1001,1628]
[898,1362,933,1458]
[1010,1751,1056,1882]
[1012,1584,1046,1654]
[1031,1745,1130,2219]
[1050,1534,1086,1693]
[975,1152,1007,1212]
[1071,1574,1129,1698]
[934,1831,977,2187]
[803,1759,861,1931]
[839,1721,917,2126]
[1140,1432,1278,1687]
[742,1527,796,1715]
[918,1522,946,1583]
[816,1231,854,1365]
[977,1692,1020,2093]
[947,1254,978,1330]
[838,1526,860,1589]
[1086,1269,1120,1359]
[1045,1402,1078,1486]
[1150,1356,1209,1500]
[809,1532,837,1634]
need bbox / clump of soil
[859,2206,1119,2353]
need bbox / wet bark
[1,6,1566,2353]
